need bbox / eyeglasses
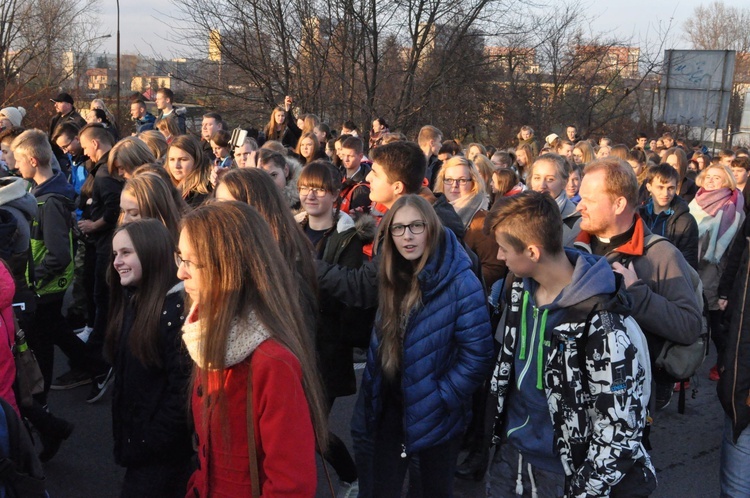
[58,140,74,152]
[298,186,328,196]
[174,254,203,272]
[443,178,472,186]
[390,221,426,237]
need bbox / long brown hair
[264,106,286,141]
[120,173,184,244]
[373,195,443,378]
[181,202,328,450]
[106,219,179,367]
[217,168,318,332]
[295,132,320,164]
[167,135,212,198]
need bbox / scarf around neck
[451,192,488,229]
[182,304,271,370]
[693,187,743,241]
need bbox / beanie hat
[0,107,26,127]
[545,133,559,146]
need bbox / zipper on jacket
[400,443,407,458]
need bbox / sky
[97,0,745,58]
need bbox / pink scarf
[695,187,744,241]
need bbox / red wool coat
[186,339,317,498]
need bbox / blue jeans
[721,415,750,497]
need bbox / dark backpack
[0,397,46,498]
[0,208,19,261]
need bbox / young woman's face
[628,160,644,176]
[566,170,581,198]
[299,184,336,218]
[1,140,15,169]
[467,146,481,162]
[520,129,532,140]
[177,229,204,305]
[296,117,305,130]
[299,137,315,160]
[443,165,474,203]
[112,230,143,287]
[313,127,326,144]
[572,147,584,165]
[390,205,428,262]
[703,167,728,192]
[530,161,565,198]
[596,146,611,159]
[120,191,141,224]
[259,163,287,191]
[274,110,286,126]
[516,150,528,167]
[211,141,229,160]
[168,147,196,184]
[372,120,382,134]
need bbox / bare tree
[684,1,750,53]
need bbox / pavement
[40,353,724,497]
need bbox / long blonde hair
[373,195,443,378]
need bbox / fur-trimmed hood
[282,156,302,213]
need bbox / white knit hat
[0,107,26,127]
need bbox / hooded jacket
[639,195,699,270]
[112,282,193,468]
[361,227,493,454]
[134,112,156,133]
[29,171,76,300]
[492,250,654,497]
[0,177,37,298]
[89,151,124,253]
[560,195,582,248]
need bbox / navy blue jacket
[361,227,493,454]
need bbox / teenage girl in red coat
[177,202,328,497]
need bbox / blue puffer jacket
[362,227,493,454]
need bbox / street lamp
[116,0,121,124]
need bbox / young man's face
[155,92,169,110]
[130,103,145,120]
[566,126,577,141]
[55,134,81,156]
[732,167,749,187]
[366,162,398,208]
[662,136,674,148]
[646,177,677,210]
[201,117,222,141]
[430,136,442,157]
[722,155,736,168]
[341,148,362,171]
[494,232,534,277]
[14,153,35,180]
[79,134,99,162]
[558,143,573,160]
[636,137,648,149]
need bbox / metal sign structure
[661,50,736,136]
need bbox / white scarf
[182,304,271,369]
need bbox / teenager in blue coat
[360,194,493,497]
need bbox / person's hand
[612,261,638,288]
[77,219,93,235]
[210,165,229,187]
[718,298,728,311]
[284,95,293,111]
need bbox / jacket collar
[576,215,646,256]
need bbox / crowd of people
[1,89,750,497]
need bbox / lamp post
[116,0,121,124]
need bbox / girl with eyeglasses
[294,160,372,495]
[106,219,193,497]
[177,202,328,496]
[360,194,493,497]
[434,156,504,290]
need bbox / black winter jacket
[717,229,750,442]
[639,195,699,270]
[88,152,124,254]
[111,283,193,467]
